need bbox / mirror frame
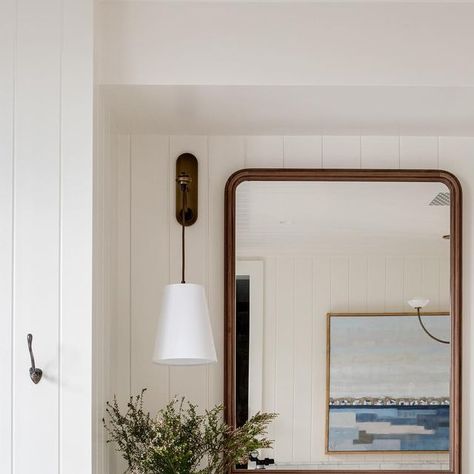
[224,169,462,474]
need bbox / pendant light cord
[181,182,187,284]
[416,308,450,344]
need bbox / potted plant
[104,389,277,473]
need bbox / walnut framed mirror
[224,169,462,474]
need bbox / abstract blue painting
[327,314,451,453]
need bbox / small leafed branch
[104,389,277,474]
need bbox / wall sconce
[152,154,217,365]
[407,297,450,345]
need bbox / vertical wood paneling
[0,0,14,470]
[262,256,277,459]
[112,135,131,405]
[245,136,284,168]
[422,257,441,311]
[361,136,399,169]
[349,256,368,312]
[109,135,131,474]
[400,136,439,169]
[404,256,423,311]
[439,256,450,311]
[93,97,107,474]
[130,135,170,412]
[283,136,322,168]
[322,136,361,168]
[103,105,115,474]
[94,97,119,474]
[260,252,450,467]
[367,256,386,312]
[330,257,349,312]
[439,137,474,474]
[168,136,209,408]
[60,0,93,471]
[293,257,313,462]
[274,256,294,462]
[385,256,404,310]
[208,136,245,407]
[14,0,61,471]
[311,256,331,462]
[240,261,264,416]
[108,134,458,472]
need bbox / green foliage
[104,389,277,474]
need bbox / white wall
[93,93,118,474]
[248,254,449,470]
[94,2,474,469]
[104,134,474,472]
[0,0,94,473]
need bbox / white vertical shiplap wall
[61,1,93,472]
[0,1,15,471]
[256,254,449,468]
[0,0,93,473]
[439,138,474,474]
[105,134,474,472]
[93,94,114,474]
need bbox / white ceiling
[98,2,474,87]
[103,85,474,135]
[236,181,451,256]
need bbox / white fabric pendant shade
[153,283,217,365]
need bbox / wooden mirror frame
[224,169,462,474]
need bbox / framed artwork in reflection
[326,312,450,453]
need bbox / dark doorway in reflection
[236,276,250,430]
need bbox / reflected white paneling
[246,254,450,467]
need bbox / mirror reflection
[235,181,451,471]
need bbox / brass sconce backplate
[176,153,198,226]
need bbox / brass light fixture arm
[177,172,192,283]
[175,153,198,283]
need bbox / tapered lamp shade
[153,283,217,365]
